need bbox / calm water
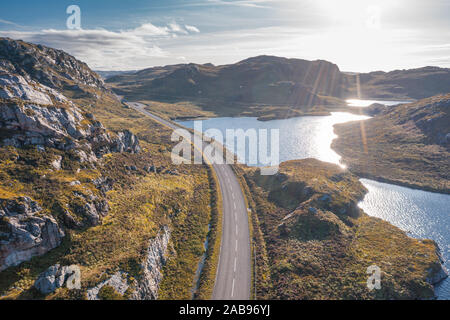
[347,99,412,107]
[359,179,450,299]
[178,112,370,166]
[179,112,450,299]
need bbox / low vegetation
[239,159,444,299]
[333,94,450,194]
[0,86,217,300]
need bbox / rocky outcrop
[87,271,130,300]
[0,197,65,271]
[0,49,140,158]
[85,227,171,300]
[0,73,65,105]
[428,266,449,286]
[113,130,141,153]
[34,264,79,295]
[70,192,110,228]
[132,226,171,300]
[92,176,114,194]
[426,246,449,286]
[0,37,105,90]
[366,103,387,116]
[412,97,450,146]
[0,101,141,158]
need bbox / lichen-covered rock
[71,195,110,228]
[0,197,65,271]
[113,130,141,154]
[0,37,105,90]
[427,266,449,285]
[92,176,114,194]
[0,39,141,163]
[51,155,62,170]
[0,103,88,146]
[132,226,171,300]
[0,74,54,105]
[34,264,78,295]
[85,228,171,300]
[87,271,130,300]
[0,102,141,158]
[426,246,449,285]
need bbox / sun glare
[313,0,398,27]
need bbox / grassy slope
[332,94,450,194]
[345,67,450,100]
[0,89,217,300]
[239,159,442,300]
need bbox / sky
[0,0,449,72]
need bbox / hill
[0,37,217,300]
[347,67,450,100]
[107,56,450,120]
[235,159,447,299]
[332,94,450,194]
[107,56,351,120]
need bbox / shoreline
[346,167,450,195]
[176,113,448,196]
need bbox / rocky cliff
[132,226,171,300]
[0,37,141,272]
[82,226,171,300]
[0,197,64,271]
[0,71,140,158]
[0,38,105,90]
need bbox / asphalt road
[127,102,251,300]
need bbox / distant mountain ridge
[108,55,348,107]
[107,55,450,106]
[350,66,450,100]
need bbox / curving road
[126,102,251,300]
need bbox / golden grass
[239,159,442,300]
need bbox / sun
[313,0,391,28]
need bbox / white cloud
[0,22,201,70]
[133,23,170,36]
[0,18,21,27]
[168,22,188,34]
[185,25,200,33]
[207,0,273,9]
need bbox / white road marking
[231,278,235,297]
[129,103,251,300]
